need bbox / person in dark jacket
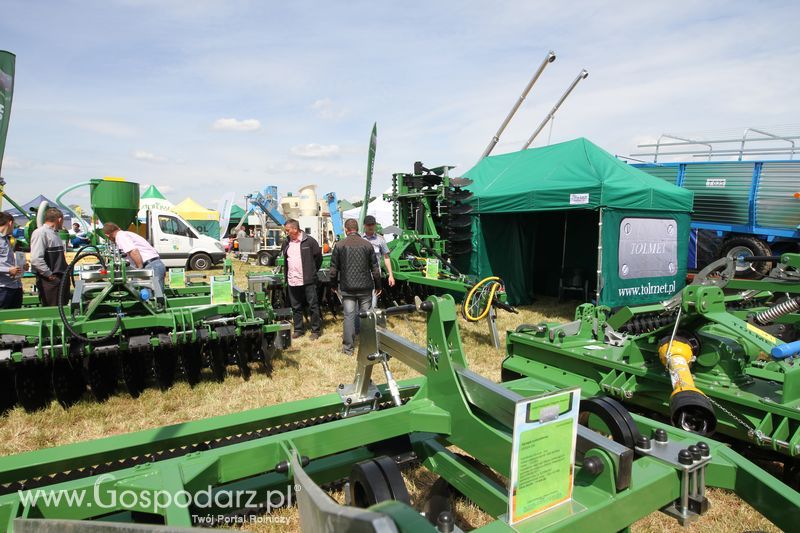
[30,207,69,306]
[329,218,382,355]
[280,218,323,339]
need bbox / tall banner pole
[359,122,377,226]
[0,51,16,208]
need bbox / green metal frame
[0,296,797,531]
[504,254,800,460]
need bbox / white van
[145,209,226,270]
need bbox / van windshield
[158,215,197,238]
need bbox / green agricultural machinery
[503,252,800,484]
[383,162,515,344]
[0,295,797,531]
[0,178,290,413]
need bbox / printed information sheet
[509,388,580,525]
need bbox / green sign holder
[425,258,440,280]
[168,268,186,289]
[508,387,580,525]
[210,275,233,304]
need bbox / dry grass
[2,258,781,531]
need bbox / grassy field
[3,258,780,532]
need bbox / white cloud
[291,143,341,158]
[133,150,168,163]
[212,118,261,132]
[311,98,348,120]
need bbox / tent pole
[560,213,568,274]
[522,69,589,150]
[479,50,556,160]
[596,208,603,304]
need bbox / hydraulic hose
[462,276,502,322]
[58,245,124,344]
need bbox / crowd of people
[0,205,393,356]
[279,215,394,355]
[0,207,167,309]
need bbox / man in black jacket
[281,218,323,340]
[329,218,382,355]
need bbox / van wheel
[257,251,275,267]
[189,253,212,271]
[719,236,772,278]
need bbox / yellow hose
[463,276,502,322]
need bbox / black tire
[257,251,276,267]
[189,253,212,271]
[719,236,772,278]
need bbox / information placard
[169,268,186,289]
[425,258,440,280]
[210,275,234,304]
[509,388,580,525]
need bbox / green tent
[141,184,167,200]
[465,138,694,307]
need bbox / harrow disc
[447,215,472,229]
[152,348,177,390]
[448,241,472,255]
[0,364,16,413]
[178,344,203,386]
[206,343,227,382]
[236,336,251,380]
[51,357,86,408]
[446,188,473,202]
[15,360,51,412]
[255,333,276,375]
[84,353,118,402]
[120,351,148,398]
[448,203,473,216]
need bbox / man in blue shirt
[0,212,25,309]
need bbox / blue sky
[1,0,798,210]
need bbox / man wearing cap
[362,215,395,307]
[102,222,166,295]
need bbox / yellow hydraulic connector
[463,276,502,322]
[657,336,717,435]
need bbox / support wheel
[579,396,641,448]
[349,456,410,508]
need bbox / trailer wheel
[257,251,275,267]
[719,236,772,278]
[189,253,212,271]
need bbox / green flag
[0,51,15,178]
[359,122,377,226]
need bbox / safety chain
[706,396,762,440]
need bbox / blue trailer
[632,160,800,276]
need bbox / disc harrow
[0,249,290,413]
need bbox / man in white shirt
[102,222,166,295]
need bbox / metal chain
[706,396,761,439]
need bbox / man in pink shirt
[102,222,166,295]
[280,218,322,339]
